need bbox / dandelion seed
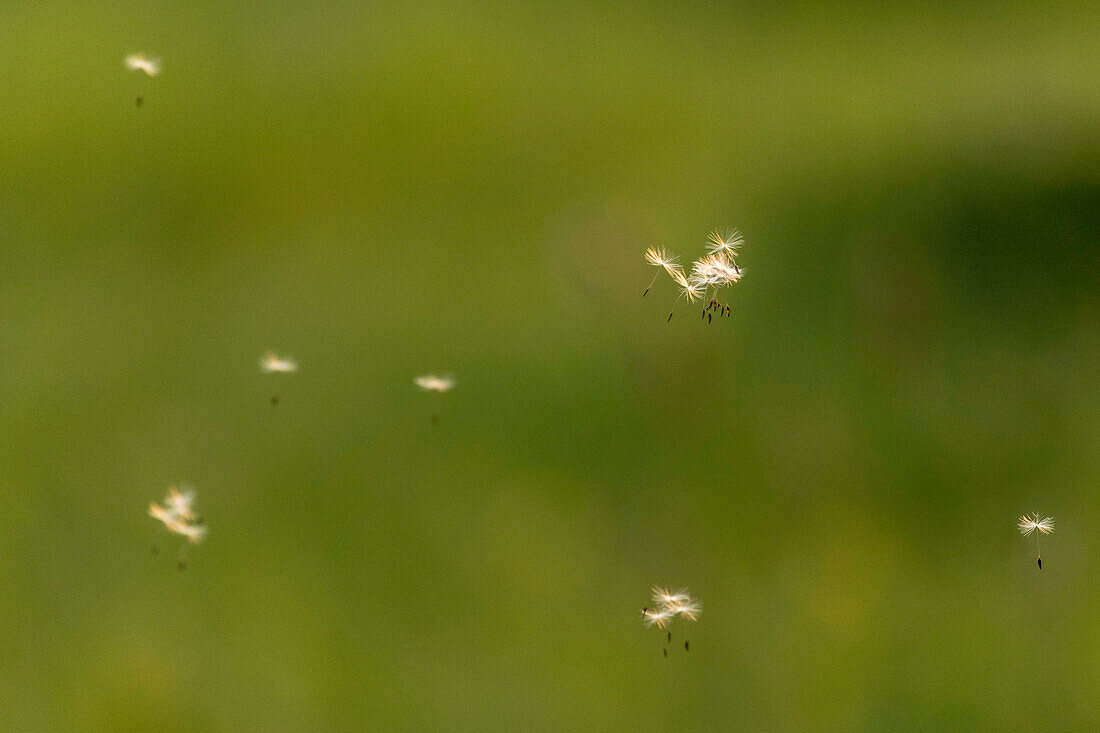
[259,351,298,373]
[416,374,454,426]
[644,247,679,271]
[643,247,680,296]
[149,487,207,545]
[671,597,702,621]
[125,54,161,77]
[706,228,744,259]
[1018,513,1054,569]
[259,352,295,406]
[414,375,455,393]
[652,587,691,606]
[1017,514,1054,536]
[642,607,675,629]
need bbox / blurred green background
[1,0,1098,729]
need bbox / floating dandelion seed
[643,247,680,296]
[414,375,455,393]
[125,54,161,76]
[415,374,455,426]
[259,352,297,405]
[652,587,691,606]
[668,596,702,621]
[706,228,744,259]
[1017,514,1054,537]
[642,607,676,629]
[259,351,298,373]
[1018,513,1054,569]
[644,247,679,271]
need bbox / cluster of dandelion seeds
[642,587,701,629]
[642,587,701,656]
[644,229,745,323]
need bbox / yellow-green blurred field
[1,1,1098,729]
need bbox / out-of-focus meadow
[1,1,1098,729]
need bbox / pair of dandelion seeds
[148,487,206,570]
[259,350,453,394]
[633,514,1048,663]
[259,351,454,393]
[644,229,745,323]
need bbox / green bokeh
[1,1,1098,729]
